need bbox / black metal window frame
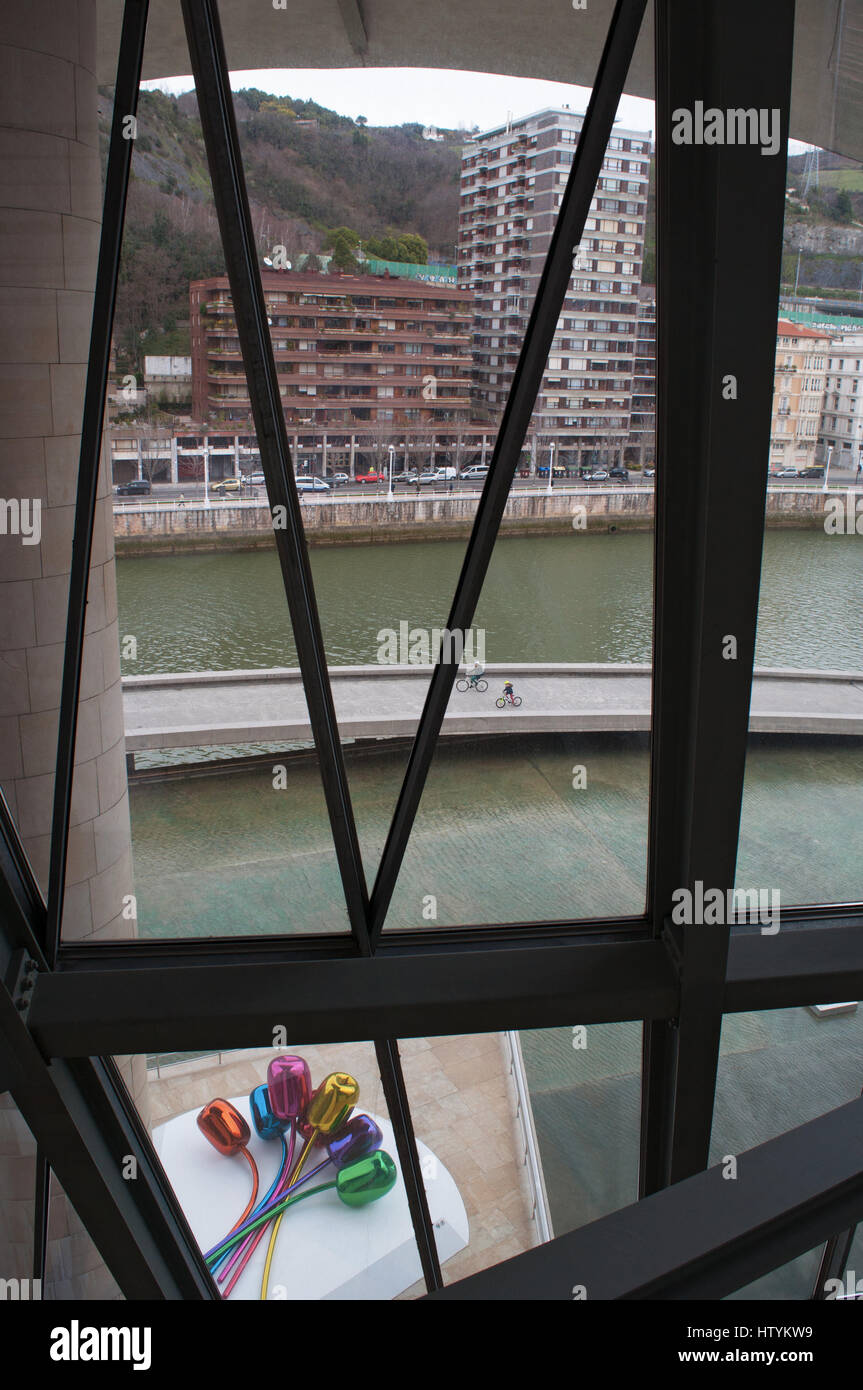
[3,0,863,1301]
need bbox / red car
[356,471,384,484]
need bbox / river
[117,530,863,1289]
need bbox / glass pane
[0,1094,37,1296]
[736,75,863,910]
[128,1043,425,1299]
[398,1024,641,1287]
[44,1171,123,1301]
[71,17,351,943]
[725,1244,824,1301]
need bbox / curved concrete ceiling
[96,0,861,162]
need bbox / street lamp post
[546,440,555,494]
[387,444,395,501]
[822,444,834,494]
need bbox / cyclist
[502,679,515,703]
[468,660,485,689]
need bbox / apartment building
[458,107,651,466]
[820,335,863,471]
[628,289,656,469]
[190,270,474,429]
[770,320,832,470]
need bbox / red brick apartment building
[190,270,475,429]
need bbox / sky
[144,67,656,136]
[142,66,812,153]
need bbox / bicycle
[455,676,488,693]
[496,692,523,708]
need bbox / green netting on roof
[362,258,457,283]
[783,309,863,331]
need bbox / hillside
[103,85,465,373]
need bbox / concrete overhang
[96,0,863,163]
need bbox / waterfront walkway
[123,663,863,751]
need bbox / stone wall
[112,486,847,553]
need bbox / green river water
[117,530,863,1287]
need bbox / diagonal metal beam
[367,0,648,943]
[374,1039,443,1292]
[44,0,150,967]
[181,0,372,954]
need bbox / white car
[243,472,266,486]
[296,476,331,492]
[460,465,489,480]
[420,467,457,485]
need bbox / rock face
[785,222,863,255]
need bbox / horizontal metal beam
[30,936,676,1057]
[26,913,863,1058]
[427,1094,863,1299]
[723,921,863,1012]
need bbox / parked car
[356,471,384,484]
[609,465,629,481]
[115,478,151,496]
[459,465,489,481]
[643,467,656,478]
[296,476,331,492]
[799,467,824,479]
[585,468,610,482]
[243,472,266,486]
[419,467,458,485]
[332,473,351,487]
[774,467,799,477]
[210,477,241,493]
[393,468,419,483]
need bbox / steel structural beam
[425,1094,863,1300]
[180,0,372,955]
[44,0,149,967]
[1,986,214,1299]
[366,0,648,944]
[374,1039,443,1292]
[29,937,677,1057]
[25,920,863,1059]
[640,0,796,1194]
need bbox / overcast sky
[143,67,812,153]
[144,68,655,135]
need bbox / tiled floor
[146,1032,541,1298]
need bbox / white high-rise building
[458,108,651,468]
[820,336,863,473]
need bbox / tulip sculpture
[198,1063,396,1300]
[196,1099,260,1237]
[214,1057,310,1297]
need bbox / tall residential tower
[458,108,651,468]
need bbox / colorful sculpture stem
[260,1072,359,1301]
[206,1152,398,1269]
